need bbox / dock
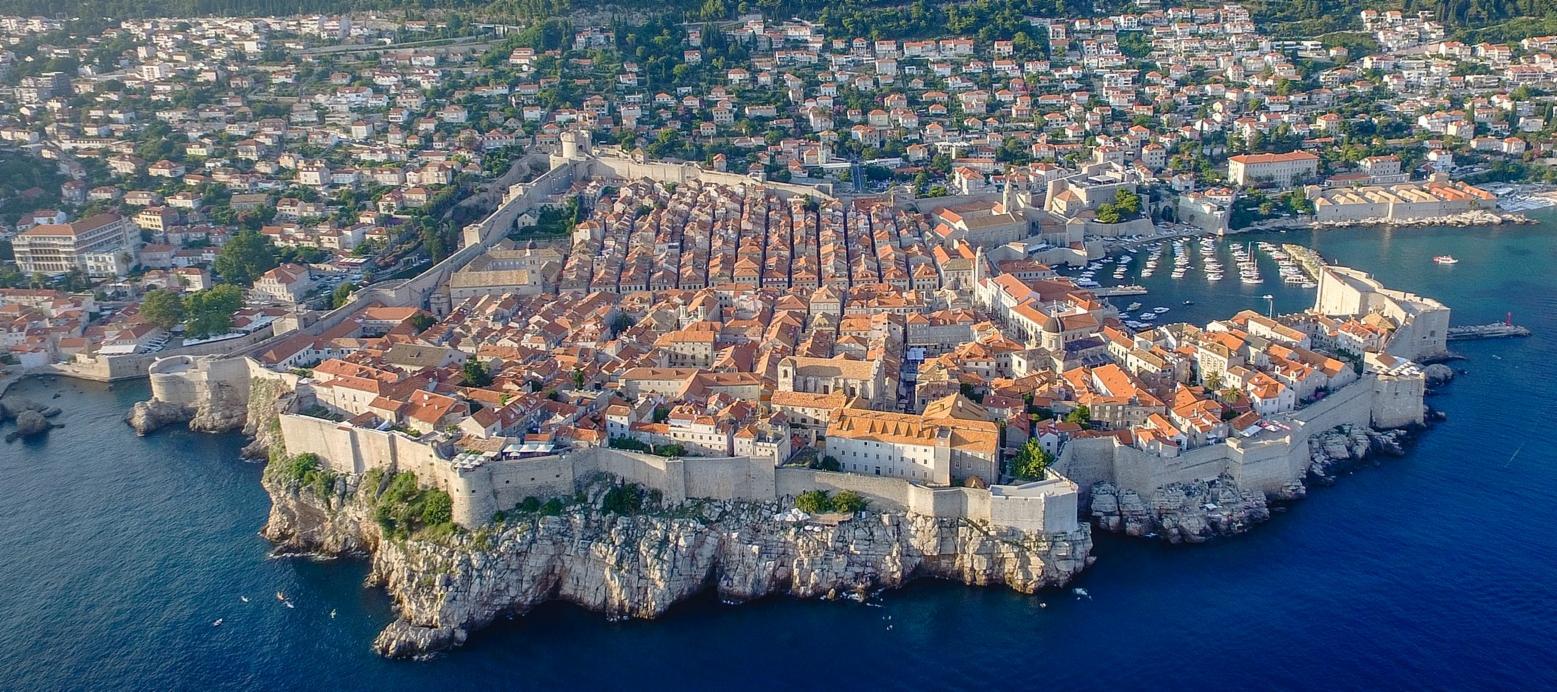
[1282,244,1326,280]
[1447,323,1532,341]
[1094,284,1149,297]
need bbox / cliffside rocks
[127,375,293,458]
[1089,474,1270,543]
[125,399,194,435]
[262,473,1092,659]
[1423,364,1456,387]
[1307,425,1410,481]
[1089,425,1418,542]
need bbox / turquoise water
[3,217,1556,690]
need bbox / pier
[1283,243,1326,280]
[1447,323,1532,341]
[1094,284,1149,297]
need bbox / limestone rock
[263,473,1092,659]
[1423,363,1455,387]
[1090,474,1269,543]
[124,399,194,435]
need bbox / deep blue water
[4,217,1557,690]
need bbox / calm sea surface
[4,216,1557,690]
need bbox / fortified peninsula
[125,138,1446,657]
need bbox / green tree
[409,312,436,332]
[1011,439,1053,481]
[1064,405,1092,427]
[795,490,831,514]
[330,281,356,309]
[183,284,243,339]
[213,229,278,286]
[139,288,184,330]
[462,358,493,387]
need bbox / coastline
[262,469,1093,659]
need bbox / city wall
[275,409,1079,533]
[1054,373,1410,502]
[58,327,276,382]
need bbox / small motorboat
[239,596,250,603]
[1433,255,1459,265]
[1183,300,1194,305]
[330,609,337,619]
[275,592,286,602]
[1153,307,1170,314]
[284,601,295,609]
[212,619,223,627]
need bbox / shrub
[818,455,841,471]
[518,496,542,513]
[602,483,647,514]
[795,490,831,514]
[540,498,565,516]
[831,490,867,514]
[371,471,457,540]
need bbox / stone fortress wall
[274,409,1080,532]
[1054,370,1425,501]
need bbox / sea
[4,215,1557,690]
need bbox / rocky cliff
[263,473,1093,659]
[126,376,292,459]
[1088,424,1416,542]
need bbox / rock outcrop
[1307,425,1410,480]
[263,473,1093,659]
[125,399,194,435]
[2,398,64,442]
[1423,363,1456,387]
[1089,474,1270,543]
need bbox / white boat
[1434,255,1459,265]
[1241,275,1262,284]
[275,592,286,602]
[1153,307,1170,314]
[330,609,337,619]
[1126,302,1142,311]
[213,618,223,627]
[239,596,249,603]
[284,601,295,609]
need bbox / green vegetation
[372,471,456,540]
[182,284,244,339]
[1093,189,1143,225]
[795,489,867,514]
[1011,439,1053,481]
[511,196,582,239]
[461,358,493,386]
[271,452,339,500]
[330,282,357,309]
[0,153,65,225]
[409,312,437,333]
[1064,405,1092,427]
[213,229,279,286]
[139,289,185,330]
[602,483,663,514]
[1229,189,1316,229]
[608,436,687,457]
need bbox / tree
[139,289,184,330]
[330,281,356,309]
[213,229,278,286]
[183,284,243,339]
[1064,405,1092,427]
[795,490,831,514]
[1011,439,1053,481]
[571,367,586,389]
[462,358,493,387]
[409,312,436,333]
